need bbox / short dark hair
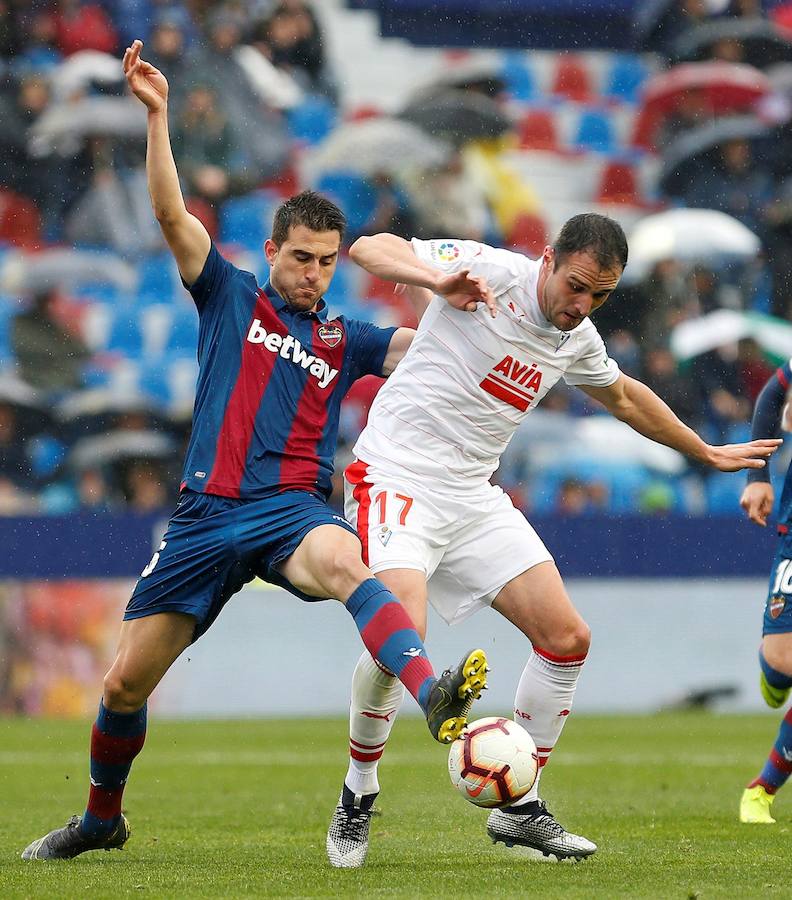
[553,213,628,272]
[271,190,346,245]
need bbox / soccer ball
[448,716,538,809]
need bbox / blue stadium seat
[573,110,616,154]
[315,173,376,235]
[138,361,172,406]
[165,306,200,357]
[219,191,278,251]
[106,310,144,357]
[705,472,743,514]
[0,297,16,365]
[501,53,538,102]
[604,56,649,104]
[287,95,338,145]
[137,252,179,304]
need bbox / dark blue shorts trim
[124,490,359,641]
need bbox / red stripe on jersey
[480,375,530,412]
[778,367,790,390]
[279,318,347,492]
[779,524,789,535]
[205,290,284,497]
[346,459,372,566]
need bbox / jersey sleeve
[182,243,238,314]
[411,237,522,296]
[346,319,398,378]
[746,363,790,484]
[561,326,621,387]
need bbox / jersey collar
[263,280,329,320]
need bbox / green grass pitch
[1,713,789,898]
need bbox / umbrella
[418,58,506,97]
[633,61,772,149]
[658,115,771,195]
[670,310,792,362]
[49,50,127,102]
[633,0,679,49]
[673,18,792,70]
[304,118,452,180]
[626,208,761,282]
[68,429,177,471]
[29,97,147,156]
[0,248,137,295]
[400,89,512,147]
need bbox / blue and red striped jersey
[180,244,396,500]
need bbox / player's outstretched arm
[350,234,497,317]
[581,374,782,472]
[123,39,210,285]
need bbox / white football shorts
[344,459,553,625]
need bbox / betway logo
[246,319,338,389]
[480,355,543,412]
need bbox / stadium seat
[596,161,640,205]
[164,306,200,357]
[604,56,648,104]
[501,53,538,102]
[705,472,743,514]
[516,109,559,151]
[506,213,548,257]
[219,191,279,251]
[106,310,144,357]
[286,95,338,146]
[573,110,616,154]
[137,252,180,305]
[550,55,592,103]
[0,189,41,250]
[315,173,376,235]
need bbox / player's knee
[326,546,370,591]
[103,671,148,713]
[541,620,591,658]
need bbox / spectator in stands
[0,0,22,61]
[172,84,242,207]
[254,1,335,99]
[350,173,417,244]
[641,348,703,428]
[119,459,170,512]
[692,344,751,441]
[686,139,774,239]
[189,7,288,180]
[11,289,91,395]
[14,9,62,73]
[738,338,775,405]
[54,0,118,57]
[0,403,37,512]
[143,13,194,116]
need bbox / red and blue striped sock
[81,701,147,837]
[346,578,435,711]
[749,707,792,795]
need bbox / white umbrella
[625,209,762,282]
[670,310,792,361]
[29,96,147,156]
[575,417,687,475]
[0,248,136,295]
[304,118,452,180]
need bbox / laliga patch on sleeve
[432,241,462,265]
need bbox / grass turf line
[1,714,790,898]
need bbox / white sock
[510,645,586,806]
[344,651,405,796]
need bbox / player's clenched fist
[123,39,168,112]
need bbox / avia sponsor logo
[246,319,339,389]
[480,356,543,412]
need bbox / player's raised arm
[350,233,497,317]
[123,39,210,285]
[580,373,782,472]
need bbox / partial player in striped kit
[739,360,792,824]
[325,217,781,867]
[20,40,493,863]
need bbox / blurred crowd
[1,0,792,518]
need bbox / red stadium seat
[596,161,640,205]
[0,189,41,249]
[551,55,592,103]
[507,213,548,257]
[517,109,559,151]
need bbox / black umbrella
[400,89,512,148]
[633,0,685,53]
[56,388,175,443]
[659,115,771,195]
[673,18,792,69]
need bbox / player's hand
[740,481,774,527]
[705,438,782,472]
[123,39,168,112]
[435,270,497,318]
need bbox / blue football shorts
[763,541,792,635]
[124,489,358,641]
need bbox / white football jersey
[353,238,621,490]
